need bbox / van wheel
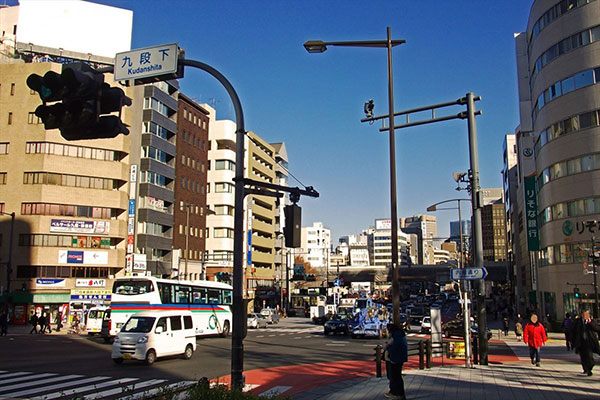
[221,321,230,337]
[145,349,156,365]
[112,358,123,364]
[183,344,194,360]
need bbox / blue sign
[450,267,488,280]
[67,251,84,264]
[128,199,136,216]
[36,278,65,286]
[333,279,341,287]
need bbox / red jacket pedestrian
[523,313,547,366]
[524,316,547,348]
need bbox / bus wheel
[221,321,230,337]
[183,344,194,360]
[145,349,156,365]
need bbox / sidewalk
[294,332,600,400]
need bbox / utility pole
[592,236,599,319]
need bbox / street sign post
[114,43,181,84]
[451,267,488,281]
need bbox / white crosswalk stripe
[0,370,193,400]
[249,327,321,333]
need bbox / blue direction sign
[333,278,341,287]
[450,267,488,281]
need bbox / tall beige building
[0,61,133,324]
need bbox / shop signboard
[128,199,136,216]
[58,250,108,265]
[127,235,134,254]
[35,278,66,288]
[524,175,539,251]
[75,279,106,288]
[70,288,111,304]
[50,219,110,235]
[446,341,466,359]
[132,253,147,271]
[375,219,392,230]
[126,254,133,273]
[128,217,135,235]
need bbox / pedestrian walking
[523,312,547,367]
[46,312,52,333]
[542,313,552,334]
[561,313,574,351]
[0,310,8,336]
[55,312,63,332]
[573,309,600,376]
[515,313,523,341]
[502,313,510,336]
[29,313,38,334]
[384,323,408,400]
[39,312,47,334]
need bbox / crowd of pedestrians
[29,311,55,334]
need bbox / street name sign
[114,43,181,83]
[451,267,488,281]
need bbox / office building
[300,222,331,269]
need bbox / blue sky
[19,0,535,241]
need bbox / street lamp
[427,198,471,368]
[304,27,405,328]
[0,210,15,314]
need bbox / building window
[0,172,6,185]
[10,83,15,96]
[0,143,7,154]
[215,160,235,171]
[7,112,12,125]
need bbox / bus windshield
[113,280,154,295]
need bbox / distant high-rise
[450,220,471,238]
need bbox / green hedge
[151,382,290,400]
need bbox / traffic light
[284,204,301,248]
[574,287,580,298]
[26,62,132,141]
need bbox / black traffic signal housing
[284,204,301,248]
[216,272,231,283]
[26,62,132,141]
[574,287,580,299]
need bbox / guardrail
[374,339,445,377]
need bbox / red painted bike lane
[213,344,520,398]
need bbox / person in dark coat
[29,313,38,334]
[55,312,63,332]
[384,323,408,400]
[573,309,600,376]
[0,310,8,336]
[561,313,574,351]
[39,312,47,334]
[524,312,547,367]
[46,312,52,333]
[502,313,510,336]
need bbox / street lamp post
[304,27,406,328]
[427,198,471,368]
[0,211,15,314]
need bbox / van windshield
[113,280,154,295]
[88,310,104,319]
[122,316,155,333]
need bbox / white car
[260,308,280,324]
[111,310,196,365]
[421,316,431,333]
[247,313,268,329]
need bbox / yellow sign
[70,289,111,296]
[447,341,466,359]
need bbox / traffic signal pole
[593,236,599,319]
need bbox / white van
[85,306,108,335]
[111,310,196,365]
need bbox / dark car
[442,318,492,340]
[313,312,333,325]
[324,314,349,336]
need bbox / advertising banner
[58,250,108,265]
[447,341,466,359]
[524,175,539,251]
[75,279,106,287]
[132,253,147,271]
[50,219,110,235]
[35,278,66,288]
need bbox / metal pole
[466,92,487,365]
[3,212,15,314]
[386,26,401,330]
[593,236,599,319]
[185,204,190,280]
[285,250,290,315]
[458,201,471,368]
[179,59,246,390]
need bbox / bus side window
[208,289,220,305]
[173,285,191,304]
[222,290,232,305]
[158,282,171,304]
[192,288,206,304]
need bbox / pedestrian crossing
[0,370,196,400]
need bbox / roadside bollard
[472,336,479,365]
[426,339,432,369]
[419,340,425,370]
[375,344,383,377]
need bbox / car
[441,318,492,340]
[313,312,333,325]
[324,314,349,336]
[247,313,268,329]
[260,308,280,324]
[421,316,431,333]
[111,310,196,365]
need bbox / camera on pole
[27,62,132,141]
